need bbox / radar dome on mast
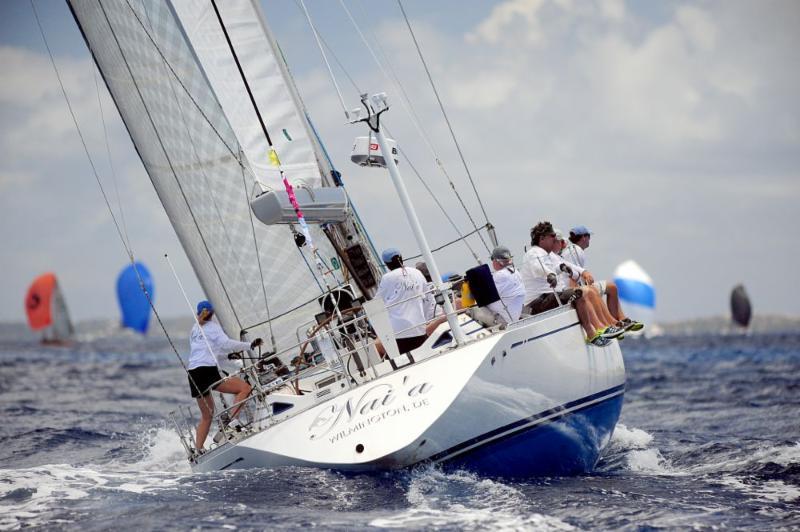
[351,135,398,168]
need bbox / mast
[354,93,467,345]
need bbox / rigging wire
[302,0,488,260]
[298,0,350,119]
[92,65,131,251]
[396,0,494,247]
[32,0,192,381]
[338,0,482,262]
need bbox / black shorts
[527,288,579,315]
[395,335,427,354]
[188,366,223,398]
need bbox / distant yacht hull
[192,308,625,476]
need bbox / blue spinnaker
[116,262,154,334]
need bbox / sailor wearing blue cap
[376,248,431,355]
[564,227,643,334]
[566,226,591,268]
[186,299,262,453]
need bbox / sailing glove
[250,338,264,350]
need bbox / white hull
[192,307,625,476]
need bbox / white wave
[610,424,653,449]
[717,475,800,504]
[0,426,194,528]
[689,442,800,476]
[370,467,574,531]
[130,426,192,473]
[0,463,187,529]
[625,449,676,475]
[606,424,678,476]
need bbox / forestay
[69,0,346,351]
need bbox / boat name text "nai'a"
[307,377,432,441]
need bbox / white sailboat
[68,0,625,476]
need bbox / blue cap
[381,248,401,264]
[196,300,213,315]
[441,271,458,282]
[570,225,592,237]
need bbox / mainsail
[68,0,372,352]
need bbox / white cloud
[466,0,547,45]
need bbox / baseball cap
[381,248,401,264]
[570,225,592,237]
[554,229,566,241]
[196,300,213,315]
[491,245,512,260]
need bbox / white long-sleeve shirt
[376,266,428,339]
[487,265,526,322]
[520,246,558,304]
[549,251,584,290]
[563,244,586,268]
[188,320,251,370]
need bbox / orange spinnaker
[25,273,56,330]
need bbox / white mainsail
[170,0,328,191]
[68,0,352,351]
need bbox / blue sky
[1,0,798,325]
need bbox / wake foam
[0,425,192,528]
[601,424,676,475]
[369,467,574,530]
[129,426,192,473]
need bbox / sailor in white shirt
[187,300,259,452]
[486,246,526,323]
[551,228,586,290]
[521,221,613,345]
[376,249,429,354]
[567,225,640,330]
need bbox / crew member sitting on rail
[519,221,612,346]
[187,300,260,453]
[550,229,626,339]
[486,245,525,323]
[564,225,643,332]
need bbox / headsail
[25,272,74,342]
[68,0,356,351]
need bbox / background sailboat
[613,260,660,336]
[24,272,74,344]
[730,284,752,329]
[116,262,154,335]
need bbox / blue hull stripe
[510,320,581,349]
[428,383,625,464]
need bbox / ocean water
[1,329,798,530]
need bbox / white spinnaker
[69,0,342,352]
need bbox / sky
[1,0,798,326]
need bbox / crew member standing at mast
[188,300,260,452]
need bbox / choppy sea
[0,327,798,530]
